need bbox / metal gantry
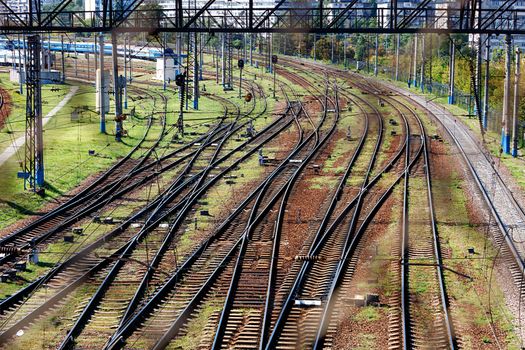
[0,1,524,34]
[23,34,43,191]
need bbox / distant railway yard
[1,36,525,350]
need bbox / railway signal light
[272,55,278,64]
[175,73,185,87]
[238,60,244,98]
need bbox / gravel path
[0,85,79,167]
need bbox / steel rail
[105,76,326,350]
[262,73,409,349]
[154,78,336,350]
[259,83,367,349]
[210,78,332,349]
[57,82,264,348]
[0,83,270,334]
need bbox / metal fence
[346,59,504,135]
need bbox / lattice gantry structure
[0,0,525,34]
[22,34,44,191]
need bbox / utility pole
[420,34,425,92]
[193,32,199,109]
[374,34,379,76]
[175,32,181,76]
[74,34,78,77]
[412,34,418,87]
[23,35,43,191]
[395,34,400,81]
[61,34,66,83]
[162,33,166,91]
[112,32,123,141]
[221,33,226,85]
[512,48,520,157]
[343,36,347,69]
[502,34,512,154]
[483,36,490,130]
[475,34,482,112]
[98,33,106,133]
[448,39,455,104]
[313,34,317,61]
[250,34,253,66]
[272,55,277,99]
[18,33,23,94]
[331,34,335,64]
[124,34,128,109]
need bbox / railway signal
[176,73,186,135]
[238,59,244,99]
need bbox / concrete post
[61,35,65,83]
[250,34,253,66]
[502,34,512,154]
[94,35,98,72]
[448,40,455,104]
[112,32,123,141]
[112,32,121,117]
[74,34,78,77]
[313,34,317,62]
[124,34,128,109]
[331,34,335,64]
[162,33,166,91]
[395,34,400,81]
[413,35,418,87]
[344,36,347,68]
[18,34,23,94]
[176,32,181,75]
[98,34,106,133]
[483,36,490,129]
[420,34,425,92]
[193,32,199,110]
[512,48,520,157]
[221,33,226,85]
[374,34,379,76]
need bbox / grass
[168,300,222,350]
[354,306,381,322]
[0,76,160,230]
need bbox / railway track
[102,68,333,350]
[0,52,487,349]
[0,72,306,347]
